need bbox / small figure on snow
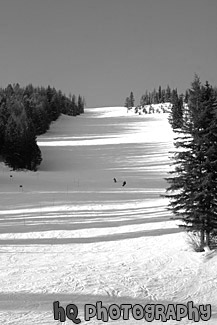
[122,181,126,187]
[113,178,117,183]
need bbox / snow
[127,102,173,115]
[0,106,216,324]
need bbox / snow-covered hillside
[0,106,216,324]
[127,102,188,116]
[129,102,172,115]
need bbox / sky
[0,0,217,107]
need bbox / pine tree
[152,88,158,104]
[165,85,171,102]
[169,93,184,130]
[184,90,189,103]
[140,90,150,106]
[0,96,10,153]
[124,96,130,108]
[165,76,217,250]
[129,91,135,107]
[71,95,78,116]
[161,89,166,103]
[78,95,84,114]
[158,86,162,103]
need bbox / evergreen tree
[129,91,135,107]
[170,88,177,102]
[161,89,166,103]
[0,96,10,153]
[71,95,78,116]
[158,86,162,103]
[50,92,61,121]
[24,92,50,135]
[5,84,14,98]
[165,76,217,249]
[165,85,171,102]
[78,95,84,114]
[141,90,150,106]
[166,76,217,250]
[45,87,60,121]
[184,90,189,103]
[124,96,130,108]
[169,92,184,130]
[152,88,158,104]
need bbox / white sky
[0,0,217,106]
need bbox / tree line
[139,86,188,106]
[124,86,190,109]
[0,83,85,171]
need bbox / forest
[0,83,85,171]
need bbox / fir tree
[152,88,158,104]
[129,91,135,107]
[165,85,171,102]
[124,96,130,108]
[165,76,217,249]
[71,95,78,116]
[161,89,166,103]
[78,95,84,114]
[169,93,184,130]
[184,90,189,103]
[0,96,10,153]
[158,86,162,103]
[140,91,150,106]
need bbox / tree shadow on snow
[0,227,182,246]
[0,291,215,322]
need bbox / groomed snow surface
[0,106,216,324]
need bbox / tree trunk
[200,229,205,250]
[205,231,210,248]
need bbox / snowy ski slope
[0,106,216,324]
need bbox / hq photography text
[53,300,211,323]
